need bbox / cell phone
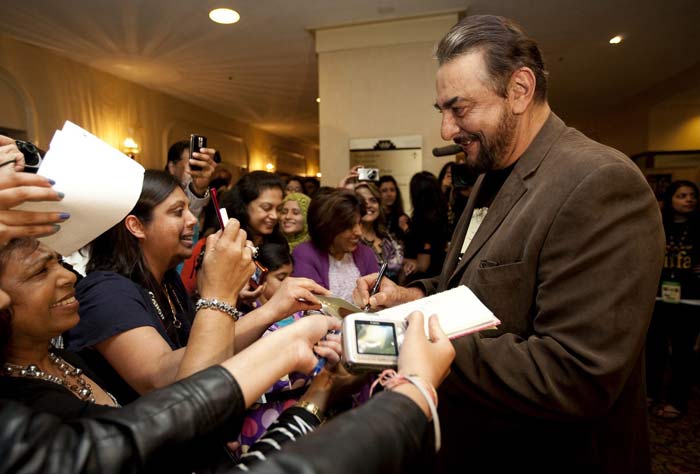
[249,260,268,289]
[189,134,207,171]
[341,312,406,373]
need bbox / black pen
[364,262,388,312]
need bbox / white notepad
[317,286,499,340]
[376,285,500,339]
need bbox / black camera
[189,134,207,171]
[451,163,478,189]
[16,140,43,173]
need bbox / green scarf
[282,192,311,252]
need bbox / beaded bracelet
[370,369,441,452]
[195,298,242,321]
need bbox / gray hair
[436,15,548,103]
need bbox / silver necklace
[4,352,96,403]
[148,285,182,329]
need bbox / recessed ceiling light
[209,8,240,24]
[609,35,623,45]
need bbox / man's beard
[458,107,517,175]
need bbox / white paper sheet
[14,121,144,255]
[377,285,500,339]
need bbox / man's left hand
[189,147,217,196]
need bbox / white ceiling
[2,0,699,145]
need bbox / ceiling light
[609,35,622,45]
[316,97,321,103]
[209,8,240,24]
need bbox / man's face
[435,51,517,174]
[167,149,190,185]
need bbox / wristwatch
[295,400,325,423]
[189,183,210,199]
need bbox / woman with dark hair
[182,170,287,297]
[355,182,403,282]
[292,189,378,302]
[402,171,449,282]
[63,170,326,404]
[220,170,287,247]
[0,238,119,413]
[437,161,454,196]
[285,176,305,195]
[377,175,409,241]
[303,177,321,198]
[646,180,700,419]
[438,161,472,236]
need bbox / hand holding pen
[364,262,388,312]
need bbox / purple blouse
[291,241,379,289]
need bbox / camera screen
[355,321,398,356]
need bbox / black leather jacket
[0,366,434,474]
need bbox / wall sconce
[316,172,322,178]
[122,137,140,159]
[265,163,275,171]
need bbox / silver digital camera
[357,167,379,181]
[341,312,406,373]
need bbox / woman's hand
[198,218,255,303]
[264,277,330,321]
[271,314,341,374]
[313,332,342,369]
[398,311,454,388]
[219,314,340,407]
[238,283,264,304]
[0,173,67,247]
[0,136,25,175]
[338,164,362,189]
[402,258,417,276]
[398,214,410,233]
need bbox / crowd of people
[0,13,690,474]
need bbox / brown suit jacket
[416,114,664,473]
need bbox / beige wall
[569,62,700,188]
[570,62,700,157]
[0,35,318,176]
[316,13,460,187]
[649,102,700,151]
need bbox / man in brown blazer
[355,15,664,474]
